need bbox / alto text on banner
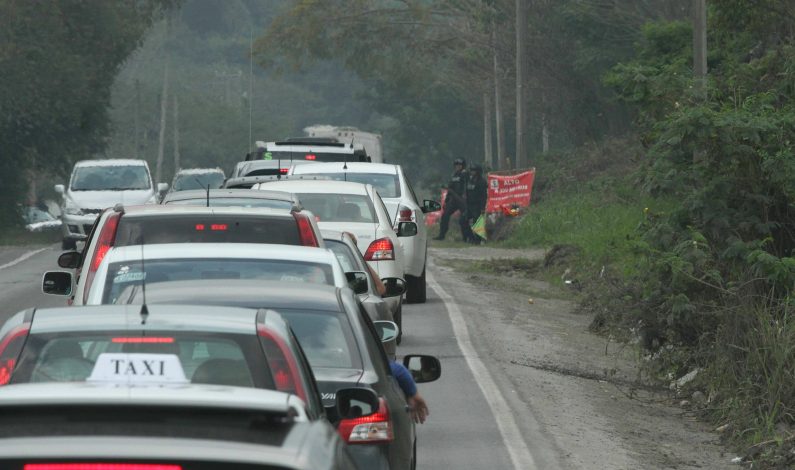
[486,170,536,213]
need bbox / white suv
[290,162,441,302]
[55,159,167,249]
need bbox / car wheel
[395,302,403,345]
[61,238,76,250]
[405,268,427,304]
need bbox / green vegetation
[0,0,177,229]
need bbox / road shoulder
[429,246,730,470]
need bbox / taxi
[0,304,380,426]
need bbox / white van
[55,159,167,249]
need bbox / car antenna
[139,235,149,325]
[206,183,210,207]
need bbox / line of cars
[2,138,443,469]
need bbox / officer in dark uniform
[433,158,468,240]
[461,164,488,243]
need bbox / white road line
[427,270,537,470]
[0,248,48,271]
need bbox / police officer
[461,164,488,243]
[433,158,468,240]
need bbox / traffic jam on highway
[2,136,445,469]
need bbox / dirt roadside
[429,246,735,470]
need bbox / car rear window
[277,309,360,369]
[296,193,375,223]
[11,331,274,389]
[267,150,365,163]
[166,197,293,210]
[103,259,334,304]
[299,173,400,198]
[115,214,300,245]
[172,172,225,191]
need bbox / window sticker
[87,353,188,384]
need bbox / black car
[117,281,441,470]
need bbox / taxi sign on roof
[87,353,189,384]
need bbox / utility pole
[515,0,528,170]
[173,94,180,172]
[249,23,254,154]
[483,92,493,168]
[693,0,707,94]
[155,60,169,184]
[134,79,141,159]
[493,29,507,170]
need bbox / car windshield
[278,309,359,369]
[103,259,334,304]
[70,165,151,191]
[11,331,274,389]
[172,172,225,191]
[166,197,293,210]
[296,193,375,223]
[299,173,400,198]
[114,215,301,245]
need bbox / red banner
[486,170,535,213]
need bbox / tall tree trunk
[541,91,549,154]
[155,60,169,184]
[493,30,507,170]
[173,94,180,172]
[515,0,528,170]
[483,92,493,168]
[134,79,140,159]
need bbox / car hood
[313,367,364,408]
[65,189,154,209]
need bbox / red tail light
[83,211,121,304]
[364,238,395,261]
[24,465,181,470]
[279,168,289,174]
[292,212,319,247]
[305,154,316,160]
[210,223,227,231]
[0,323,31,386]
[195,224,205,231]
[112,337,175,344]
[257,325,306,402]
[337,397,393,444]
[398,206,413,222]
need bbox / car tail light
[364,238,395,261]
[83,211,121,304]
[111,337,175,344]
[280,168,289,174]
[257,325,306,402]
[24,465,182,470]
[337,397,393,444]
[305,154,316,160]
[292,212,319,247]
[0,323,31,386]
[398,205,414,222]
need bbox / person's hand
[408,393,429,424]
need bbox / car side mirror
[54,184,65,194]
[396,221,418,237]
[335,387,379,419]
[157,182,169,193]
[380,277,406,298]
[57,251,81,269]
[402,354,441,383]
[42,271,73,296]
[345,271,369,295]
[373,320,399,343]
[421,199,441,213]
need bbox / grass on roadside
[0,227,60,246]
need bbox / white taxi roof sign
[88,353,188,384]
